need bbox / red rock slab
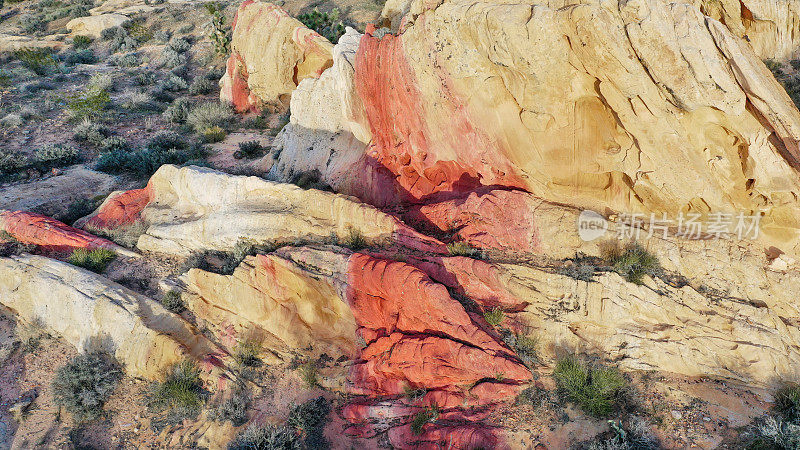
[346,254,509,354]
[0,210,133,255]
[80,186,151,230]
[349,332,531,396]
[221,51,261,113]
[388,421,504,450]
[405,188,542,252]
[354,25,527,203]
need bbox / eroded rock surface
[0,255,227,381]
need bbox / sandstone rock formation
[0,210,138,257]
[75,187,151,230]
[87,164,445,256]
[219,0,334,112]
[66,14,129,39]
[267,0,800,257]
[0,255,228,381]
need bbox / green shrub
[340,226,367,250]
[202,125,226,143]
[148,359,203,423]
[187,101,234,132]
[108,52,140,68]
[52,351,122,421]
[14,48,57,75]
[161,290,185,313]
[297,8,345,44]
[601,241,661,285]
[189,76,215,95]
[124,19,152,43]
[0,150,28,175]
[228,424,299,450]
[159,47,187,69]
[61,48,96,65]
[163,74,188,92]
[73,119,109,145]
[162,97,192,123]
[234,140,265,159]
[410,407,439,435]
[0,114,23,128]
[234,337,262,367]
[67,248,117,273]
[212,382,250,426]
[747,417,800,450]
[34,143,78,167]
[553,356,627,417]
[73,35,92,49]
[297,361,318,388]
[167,36,191,53]
[19,14,46,34]
[203,2,230,55]
[776,384,800,424]
[483,307,504,327]
[287,397,330,448]
[66,88,111,121]
[99,136,130,152]
[95,138,206,178]
[446,241,485,259]
[105,27,138,53]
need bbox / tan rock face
[220,1,334,111]
[270,0,800,256]
[66,14,129,38]
[0,255,227,381]
[128,164,444,255]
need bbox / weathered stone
[66,14,129,39]
[0,255,229,381]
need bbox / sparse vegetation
[297,8,345,44]
[52,351,122,422]
[600,241,660,285]
[776,384,800,423]
[57,197,102,226]
[235,140,265,159]
[14,48,57,76]
[163,97,192,123]
[228,424,299,450]
[148,359,204,424]
[212,382,250,426]
[66,88,111,121]
[204,2,231,55]
[583,419,659,450]
[298,361,318,388]
[34,143,78,167]
[483,307,505,327]
[503,330,538,366]
[161,290,185,313]
[287,397,331,448]
[67,248,117,273]
[447,241,485,259]
[747,417,800,450]
[187,101,235,132]
[553,356,627,417]
[73,35,92,49]
[340,226,367,250]
[95,133,206,178]
[234,336,263,367]
[410,406,439,435]
[201,125,226,142]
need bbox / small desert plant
[52,351,122,421]
[503,331,538,366]
[187,101,234,132]
[66,88,111,121]
[553,356,627,417]
[212,382,250,426]
[95,138,206,178]
[162,96,192,123]
[153,29,171,43]
[234,140,265,159]
[124,19,152,43]
[0,150,27,175]
[99,136,130,152]
[162,74,188,92]
[410,406,439,435]
[148,359,204,423]
[776,384,800,424]
[105,26,138,53]
[19,14,46,34]
[560,257,598,282]
[204,2,231,55]
[167,36,191,53]
[121,90,158,112]
[67,248,117,273]
[201,125,226,142]
[447,241,485,259]
[228,424,299,450]
[600,241,660,285]
[85,220,147,249]
[234,337,262,367]
[108,52,140,67]
[584,419,660,450]
[161,290,185,313]
[747,417,800,450]
[297,361,318,388]
[404,385,427,403]
[189,76,215,95]
[87,73,114,92]
[73,119,109,145]
[0,113,23,128]
[340,226,367,250]
[287,397,330,448]
[34,143,79,168]
[14,47,57,75]
[297,8,345,44]
[483,307,505,327]
[63,48,97,65]
[72,35,92,49]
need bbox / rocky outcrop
[92,165,444,256]
[75,187,151,230]
[697,0,800,59]
[0,210,137,257]
[66,14,129,39]
[0,255,228,381]
[219,1,334,112]
[267,0,800,256]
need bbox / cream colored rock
[134,165,443,255]
[220,1,333,110]
[183,253,357,361]
[0,255,226,380]
[89,0,156,16]
[269,28,372,196]
[0,34,63,52]
[66,14,129,39]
